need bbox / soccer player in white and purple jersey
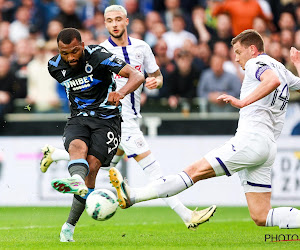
[109,30,300,229]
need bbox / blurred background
[0,0,300,207]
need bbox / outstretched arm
[217,69,280,109]
[291,47,300,77]
[108,64,145,106]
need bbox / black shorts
[63,116,121,166]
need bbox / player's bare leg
[246,192,300,228]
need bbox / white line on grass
[0,218,252,230]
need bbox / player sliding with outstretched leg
[109,31,300,229]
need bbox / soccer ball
[85,189,118,221]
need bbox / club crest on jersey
[135,51,143,60]
[85,62,93,73]
[134,138,145,148]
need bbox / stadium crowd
[0,0,299,118]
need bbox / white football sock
[138,154,192,222]
[109,154,123,168]
[52,147,70,161]
[72,174,85,183]
[132,171,194,204]
[138,154,163,181]
[266,207,300,228]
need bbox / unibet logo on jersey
[63,74,94,91]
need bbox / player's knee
[251,214,267,226]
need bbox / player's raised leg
[40,145,70,173]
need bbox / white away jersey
[237,54,300,140]
[100,37,159,122]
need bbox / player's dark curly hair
[57,28,82,44]
[231,29,264,52]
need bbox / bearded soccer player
[47,27,144,242]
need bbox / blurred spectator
[160,0,192,31]
[213,41,240,76]
[212,0,269,36]
[80,29,97,45]
[181,39,207,73]
[0,0,17,22]
[204,0,218,30]
[10,39,33,98]
[166,49,200,110]
[46,19,64,42]
[295,29,300,50]
[0,21,10,41]
[39,0,60,37]
[162,13,197,59]
[144,11,163,47]
[145,10,162,31]
[20,0,43,32]
[257,0,273,21]
[125,0,143,22]
[268,41,284,63]
[253,16,270,36]
[280,29,294,48]
[191,5,211,43]
[193,42,211,69]
[129,17,146,39]
[197,54,241,112]
[90,11,109,40]
[148,38,176,99]
[54,0,83,29]
[81,0,105,29]
[26,40,60,113]
[278,10,296,31]
[0,56,16,119]
[9,6,31,43]
[0,38,14,61]
[296,3,300,29]
[209,13,233,49]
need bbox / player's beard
[109,28,125,39]
[69,54,85,69]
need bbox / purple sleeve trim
[255,65,271,80]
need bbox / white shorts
[205,132,277,193]
[119,118,149,158]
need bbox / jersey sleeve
[143,43,159,74]
[98,47,127,74]
[246,58,272,81]
[287,70,300,91]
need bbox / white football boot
[40,144,55,173]
[60,222,75,242]
[185,205,217,230]
[51,176,88,197]
[109,167,132,209]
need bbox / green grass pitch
[0,206,299,249]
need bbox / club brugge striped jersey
[100,37,159,121]
[48,45,127,118]
[237,54,300,140]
